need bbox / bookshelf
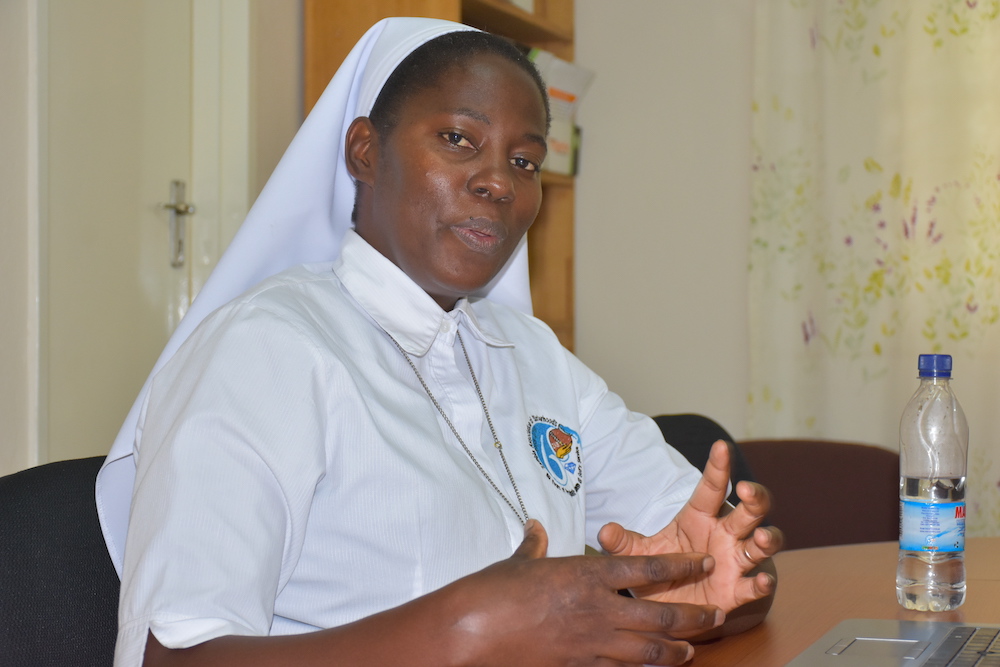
[304,0,576,349]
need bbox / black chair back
[653,413,757,507]
[0,456,119,666]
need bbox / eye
[510,156,541,173]
[441,131,474,148]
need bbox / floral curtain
[749,0,1000,536]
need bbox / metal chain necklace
[389,330,529,525]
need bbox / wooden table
[688,537,1000,666]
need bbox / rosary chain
[389,330,528,525]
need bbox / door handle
[160,180,196,268]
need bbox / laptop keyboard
[924,627,1000,667]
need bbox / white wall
[574,1,754,437]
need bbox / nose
[468,155,514,203]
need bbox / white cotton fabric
[113,231,700,665]
[95,17,537,576]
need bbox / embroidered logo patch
[527,417,582,496]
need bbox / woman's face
[352,52,548,311]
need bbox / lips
[451,217,508,254]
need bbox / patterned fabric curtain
[749,0,1000,536]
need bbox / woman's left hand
[598,440,783,613]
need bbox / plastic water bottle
[896,354,968,611]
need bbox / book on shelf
[504,0,535,13]
[528,48,594,176]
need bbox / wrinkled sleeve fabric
[114,300,331,666]
[566,350,702,546]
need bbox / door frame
[191,1,251,302]
[0,0,45,474]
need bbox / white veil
[96,17,534,576]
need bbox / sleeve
[114,302,331,666]
[568,353,702,546]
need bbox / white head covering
[96,17,534,576]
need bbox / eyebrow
[524,132,548,150]
[453,107,491,124]
[451,107,548,150]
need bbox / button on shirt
[114,230,700,665]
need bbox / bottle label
[899,500,966,552]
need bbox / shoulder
[231,262,341,314]
[145,264,354,424]
[469,297,561,346]
[163,263,358,375]
[200,263,352,335]
[470,297,611,409]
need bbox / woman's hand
[597,440,783,614]
[444,518,724,666]
[144,519,725,667]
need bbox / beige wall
[250,1,303,200]
[0,0,301,475]
[0,0,38,473]
[2,1,751,473]
[575,1,754,437]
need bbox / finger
[597,634,696,667]
[748,525,784,559]
[596,552,714,592]
[737,526,783,577]
[511,518,548,561]
[740,539,759,568]
[614,597,724,637]
[735,480,772,517]
[729,570,777,608]
[599,632,698,666]
[594,600,721,666]
[597,521,643,556]
[720,481,771,538]
[683,440,732,517]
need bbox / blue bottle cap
[918,354,952,378]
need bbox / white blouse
[114,231,700,666]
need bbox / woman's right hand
[143,519,721,667]
[439,518,723,666]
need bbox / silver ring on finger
[742,543,757,564]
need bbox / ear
[344,116,378,186]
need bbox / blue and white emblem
[527,416,582,496]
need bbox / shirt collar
[334,230,512,355]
